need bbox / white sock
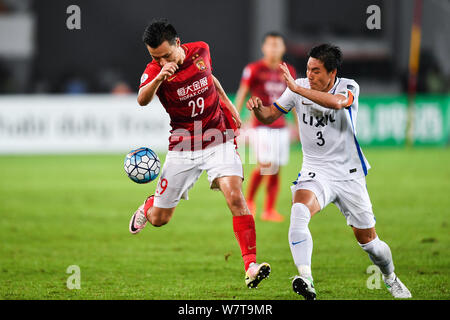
[359,236,395,277]
[289,203,313,278]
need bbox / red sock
[232,215,257,271]
[264,173,280,212]
[247,168,264,201]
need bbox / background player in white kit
[246,44,412,299]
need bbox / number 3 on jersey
[316,131,325,146]
[190,97,204,117]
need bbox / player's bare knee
[152,221,168,227]
[224,191,247,216]
[229,191,244,206]
[353,226,377,244]
[150,215,170,227]
[358,234,377,244]
[149,208,173,227]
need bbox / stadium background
[0,0,449,300]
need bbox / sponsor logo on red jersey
[176,76,209,101]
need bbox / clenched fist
[246,96,263,111]
[157,62,179,82]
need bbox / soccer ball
[124,147,160,184]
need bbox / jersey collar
[328,77,340,94]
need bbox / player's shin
[232,215,257,271]
[289,203,313,278]
[359,236,395,277]
[247,168,264,202]
[264,173,280,212]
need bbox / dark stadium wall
[32,0,251,93]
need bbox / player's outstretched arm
[235,82,250,113]
[137,62,179,106]
[137,79,162,106]
[246,96,283,125]
[212,75,242,128]
[279,63,350,110]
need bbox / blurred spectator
[0,61,13,93]
[111,81,132,95]
[63,77,89,94]
[57,71,90,94]
[0,1,7,13]
[425,65,449,94]
[0,0,32,12]
[402,49,448,94]
[97,68,132,94]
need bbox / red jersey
[139,41,236,151]
[240,60,296,128]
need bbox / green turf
[0,147,449,300]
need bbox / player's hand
[232,113,242,128]
[157,62,179,81]
[246,96,263,111]
[227,104,242,128]
[280,63,298,92]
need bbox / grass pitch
[0,147,449,300]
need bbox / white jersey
[274,77,370,180]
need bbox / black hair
[308,44,343,73]
[142,18,178,48]
[262,31,285,43]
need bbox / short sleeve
[197,41,213,71]
[139,63,161,89]
[335,79,359,107]
[273,81,300,114]
[240,65,252,87]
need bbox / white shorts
[154,140,243,208]
[249,127,290,167]
[290,171,376,229]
